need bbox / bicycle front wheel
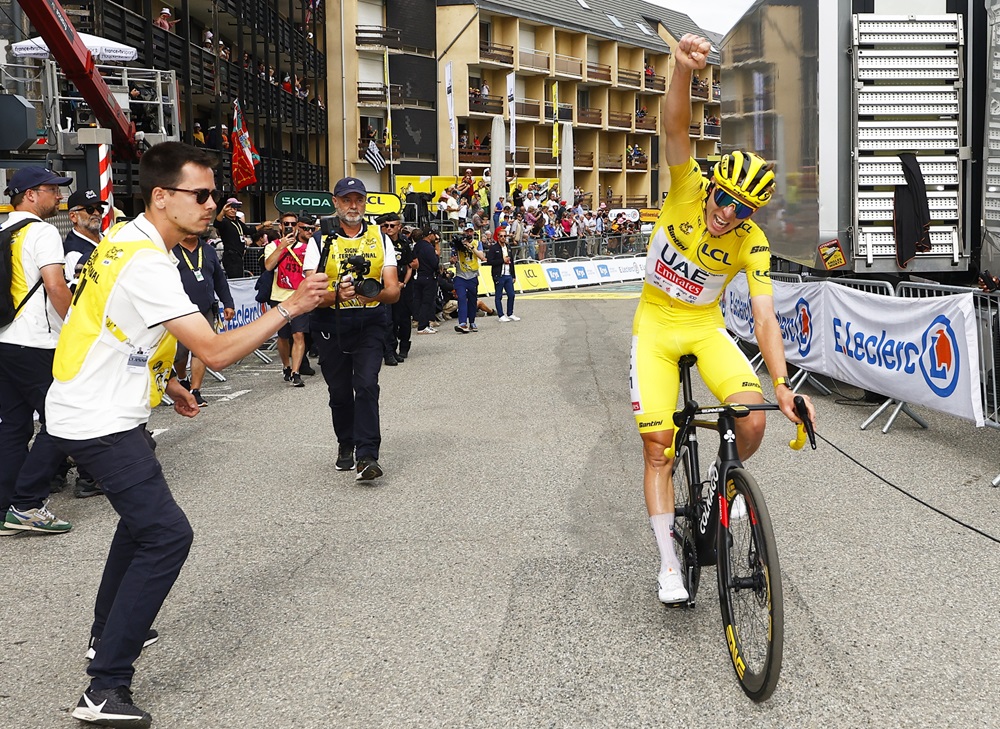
[715,467,784,702]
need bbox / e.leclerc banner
[721,274,983,425]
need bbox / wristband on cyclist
[773,376,790,390]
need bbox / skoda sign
[274,190,403,216]
[274,190,335,214]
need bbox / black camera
[341,254,383,299]
[319,216,339,236]
[453,237,475,255]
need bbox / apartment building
[45,0,330,220]
[330,0,721,210]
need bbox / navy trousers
[454,275,479,326]
[315,308,386,461]
[0,343,64,512]
[52,425,193,690]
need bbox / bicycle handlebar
[789,395,817,451]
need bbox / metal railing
[704,123,721,138]
[358,82,402,105]
[506,233,649,260]
[469,93,504,114]
[635,115,657,131]
[544,102,573,122]
[645,73,666,91]
[355,25,402,49]
[554,53,583,76]
[587,62,611,82]
[514,98,541,117]
[618,68,642,87]
[519,48,550,71]
[480,41,514,65]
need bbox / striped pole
[98,143,115,233]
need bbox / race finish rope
[814,432,1000,546]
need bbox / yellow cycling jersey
[642,158,773,310]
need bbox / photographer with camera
[451,223,487,333]
[303,178,400,482]
[411,226,442,334]
[263,214,315,387]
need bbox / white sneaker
[508,314,521,321]
[657,568,689,604]
[499,316,511,322]
[417,327,436,335]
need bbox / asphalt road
[2,287,999,729]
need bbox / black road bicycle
[667,354,815,702]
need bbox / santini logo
[638,419,663,429]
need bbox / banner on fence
[721,275,984,425]
[218,278,267,333]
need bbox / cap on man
[64,188,108,282]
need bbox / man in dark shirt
[214,197,271,278]
[377,212,414,364]
[410,226,441,334]
[173,233,235,406]
[63,189,107,288]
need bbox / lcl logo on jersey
[696,242,732,272]
[919,315,960,397]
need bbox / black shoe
[384,355,398,366]
[291,372,304,387]
[395,350,407,361]
[299,358,316,376]
[49,473,67,494]
[178,378,191,391]
[335,444,355,471]
[282,367,292,382]
[72,685,151,728]
[356,457,383,482]
[191,389,208,407]
[86,629,159,661]
[74,477,104,499]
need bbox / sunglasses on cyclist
[711,187,757,220]
[73,205,104,215]
[161,187,224,205]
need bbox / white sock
[650,513,681,575]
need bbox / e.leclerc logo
[919,315,960,397]
[832,313,960,398]
[795,297,813,358]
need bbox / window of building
[480,21,491,43]
[607,15,624,28]
[635,22,653,36]
[576,0,591,8]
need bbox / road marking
[521,291,640,300]
[150,429,169,439]
[205,389,252,402]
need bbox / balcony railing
[587,62,611,83]
[712,86,721,101]
[645,73,665,92]
[554,53,583,77]
[357,138,400,160]
[544,102,574,122]
[535,149,558,166]
[599,153,623,168]
[626,195,648,208]
[514,98,541,118]
[355,25,402,50]
[626,157,648,171]
[608,111,632,129]
[480,41,514,65]
[358,82,401,105]
[635,115,657,132]
[459,148,492,165]
[469,93,503,115]
[618,68,641,87]
[704,123,721,138]
[606,195,623,207]
[689,122,702,137]
[691,80,710,100]
[519,48,550,72]
[507,146,529,165]
[578,107,602,125]
[574,151,594,167]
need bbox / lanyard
[180,244,203,271]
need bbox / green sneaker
[4,503,72,534]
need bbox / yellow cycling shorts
[630,298,761,434]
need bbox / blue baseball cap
[5,167,73,197]
[333,177,367,197]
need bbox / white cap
[160,7,171,15]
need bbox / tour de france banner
[721,274,984,425]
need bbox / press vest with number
[322,224,387,309]
[54,234,177,407]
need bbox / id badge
[126,347,150,374]
[193,270,205,282]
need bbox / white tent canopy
[11,32,138,62]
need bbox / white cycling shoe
[657,567,689,604]
[730,494,748,521]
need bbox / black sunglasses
[161,187,223,205]
[73,205,104,215]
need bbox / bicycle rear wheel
[716,467,784,701]
[671,445,700,605]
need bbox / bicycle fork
[694,411,741,566]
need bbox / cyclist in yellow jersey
[632,34,816,604]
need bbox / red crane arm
[18,0,139,160]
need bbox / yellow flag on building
[552,81,559,157]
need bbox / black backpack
[0,220,40,328]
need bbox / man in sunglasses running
[631,34,816,606]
